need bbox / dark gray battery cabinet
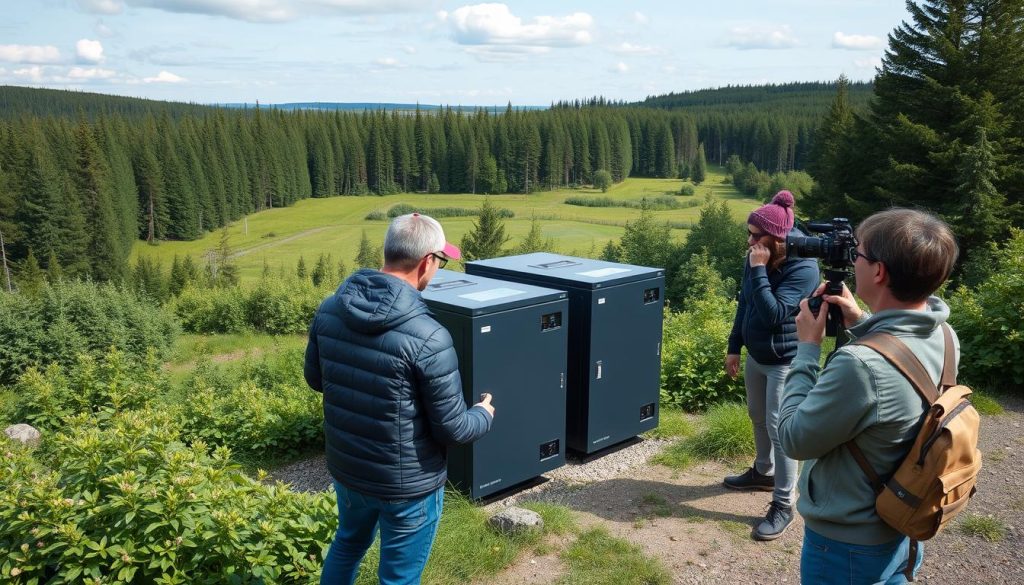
[421,269,569,499]
[466,253,664,455]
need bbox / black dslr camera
[786,218,856,270]
[786,218,857,343]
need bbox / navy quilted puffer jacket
[304,269,493,499]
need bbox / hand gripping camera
[786,218,857,344]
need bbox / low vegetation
[558,527,671,585]
[652,402,755,471]
[957,514,1007,542]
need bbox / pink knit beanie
[748,190,795,239]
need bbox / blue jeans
[321,481,444,585]
[801,527,923,585]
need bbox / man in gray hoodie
[778,208,959,584]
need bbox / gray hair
[384,213,446,269]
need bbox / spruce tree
[513,216,556,254]
[459,198,510,261]
[355,230,382,269]
[72,119,123,281]
[692,143,707,185]
[296,255,308,280]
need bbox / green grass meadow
[131,168,759,283]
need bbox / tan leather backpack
[846,324,982,582]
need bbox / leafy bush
[364,209,387,221]
[173,278,331,335]
[678,184,696,196]
[179,350,323,460]
[246,278,329,335]
[948,228,1024,392]
[0,410,337,584]
[660,287,744,411]
[0,280,178,386]
[13,348,165,432]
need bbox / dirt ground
[478,396,1024,585]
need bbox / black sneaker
[723,467,775,492]
[753,501,794,541]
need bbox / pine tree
[311,253,332,287]
[600,239,621,262]
[955,127,1010,264]
[459,198,510,261]
[45,251,63,284]
[207,228,239,288]
[692,143,707,185]
[296,255,308,280]
[513,216,556,254]
[17,249,46,295]
[337,258,349,281]
[617,201,674,269]
[72,119,124,281]
[355,230,382,269]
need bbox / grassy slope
[132,168,759,283]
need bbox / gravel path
[272,396,1023,584]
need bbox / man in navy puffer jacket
[305,213,495,585]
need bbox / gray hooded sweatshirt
[778,297,960,545]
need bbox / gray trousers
[745,355,798,507]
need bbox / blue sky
[1,1,910,106]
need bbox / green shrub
[364,209,388,220]
[0,410,337,584]
[948,228,1024,393]
[172,286,247,334]
[13,348,165,432]
[246,277,329,335]
[0,280,178,386]
[564,196,696,211]
[678,184,696,196]
[173,278,331,335]
[660,289,744,411]
[179,349,322,461]
[384,203,513,219]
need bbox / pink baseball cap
[442,242,462,261]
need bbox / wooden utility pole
[0,226,11,293]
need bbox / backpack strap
[843,327,951,492]
[938,323,956,391]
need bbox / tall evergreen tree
[692,143,708,185]
[355,230,382,269]
[72,119,123,281]
[459,198,511,260]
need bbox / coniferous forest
[0,82,855,283]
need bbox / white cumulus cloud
[833,32,884,50]
[13,66,46,82]
[726,25,799,50]
[76,39,105,63]
[95,20,116,38]
[612,42,656,55]
[0,45,62,64]
[374,57,402,68]
[445,3,593,47]
[631,11,648,25]
[612,61,629,74]
[144,70,185,83]
[68,66,116,79]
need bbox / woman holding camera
[724,190,819,541]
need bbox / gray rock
[4,424,41,448]
[488,506,544,535]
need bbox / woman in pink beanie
[723,190,819,541]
